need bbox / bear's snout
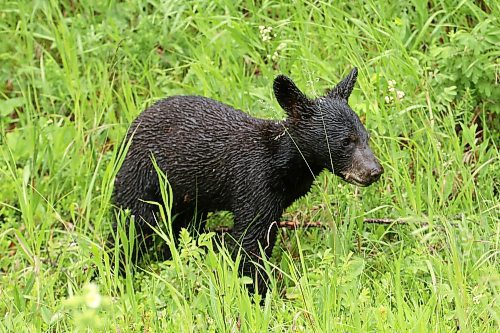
[341,145,383,187]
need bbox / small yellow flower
[84,283,102,309]
[378,305,387,321]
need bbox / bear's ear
[328,67,358,102]
[273,75,311,119]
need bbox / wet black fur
[111,68,383,295]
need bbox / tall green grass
[1,0,498,331]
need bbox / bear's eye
[342,138,352,147]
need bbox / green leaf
[240,276,253,285]
[349,257,365,278]
[40,306,53,325]
[0,97,25,117]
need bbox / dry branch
[212,218,403,233]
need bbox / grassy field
[1,0,499,331]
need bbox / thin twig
[212,218,404,233]
[363,218,402,225]
[278,221,326,229]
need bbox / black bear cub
[112,68,383,295]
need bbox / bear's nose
[369,165,384,182]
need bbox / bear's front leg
[229,200,282,297]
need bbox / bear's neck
[261,120,324,206]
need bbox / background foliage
[1,0,498,331]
